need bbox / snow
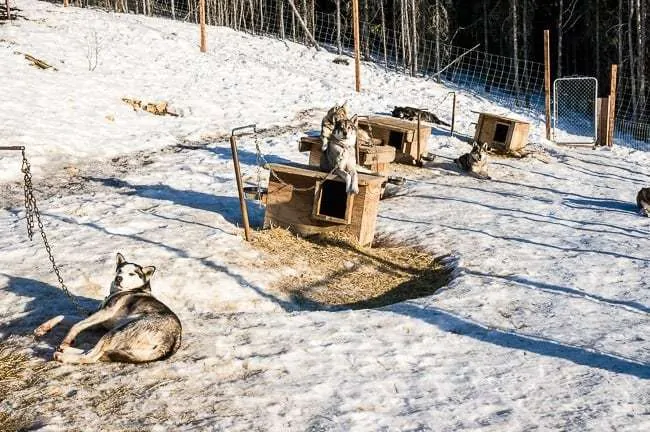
[1,1,649,431]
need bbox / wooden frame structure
[474,113,530,153]
[263,163,385,246]
[299,136,396,177]
[358,116,432,165]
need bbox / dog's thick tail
[34,315,66,337]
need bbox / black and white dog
[34,253,182,364]
[392,106,451,127]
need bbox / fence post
[544,29,551,141]
[5,0,9,20]
[352,0,361,92]
[607,64,618,148]
[199,0,207,53]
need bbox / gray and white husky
[321,102,350,152]
[454,141,491,180]
[637,187,650,216]
[34,253,182,364]
[320,115,360,194]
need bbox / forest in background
[56,0,650,129]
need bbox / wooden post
[230,135,252,242]
[199,0,207,53]
[450,92,456,137]
[352,0,361,92]
[544,29,552,141]
[607,64,618,147]
[416,111,421,165]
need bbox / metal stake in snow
[230,125,256,242]
[0,146,90,315]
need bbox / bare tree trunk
[280,0,285,40]
[410,0,417,75]
[5,0,10,21]
[558,0,563,77]
[435,0,440,76]
[483,0,489,53]
[336,0,341,54]
[628,0,638,118]
[618,0,624,68]
[404,0,412,72]
[287,0,320,49]
[595,0,600,81]
[363,0,369,58]
[512,0,519,97]
[635,0,645,110]
[380,0,388,71]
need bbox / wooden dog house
[474,112,530,153]
[358,116,432,165]
[263,163,385,246]
[299,136,396,177]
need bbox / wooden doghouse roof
[475,112,530,125]
[360,115,437,130]
[267,163,387,186]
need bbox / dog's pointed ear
[116,253,126,267]
[351,114,358,126]
[142,266,156,280]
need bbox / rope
[17,148,91,316]
[254,139,338,192]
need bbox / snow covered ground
[1,1,649,430]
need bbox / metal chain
[20,149,91,316]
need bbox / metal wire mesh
[553,77,598,144]
[614,75,650,150]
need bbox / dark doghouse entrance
[388,130,405,151]
[312,180,354,224]
[493,123,510,143]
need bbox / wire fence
[60,0,649,150]
[615,75,650,150]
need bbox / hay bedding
[252,228,452,309]
[0,341,49,432]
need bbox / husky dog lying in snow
[454,141,491,180]
[392,106,451,127]
[320,115,360,194]
[321,102,350,152]
[34,253,182,364]
[637,187,650,216]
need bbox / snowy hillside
[1,1,649,431]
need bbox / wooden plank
[360,115,436,130]
[607,64,618,148]
[199,0,207,53]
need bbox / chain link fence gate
[553,77,598,145]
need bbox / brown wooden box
[263,163,386,247]
[473,113,530,153]
[299,136,396,176]
[358,116,432,164]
